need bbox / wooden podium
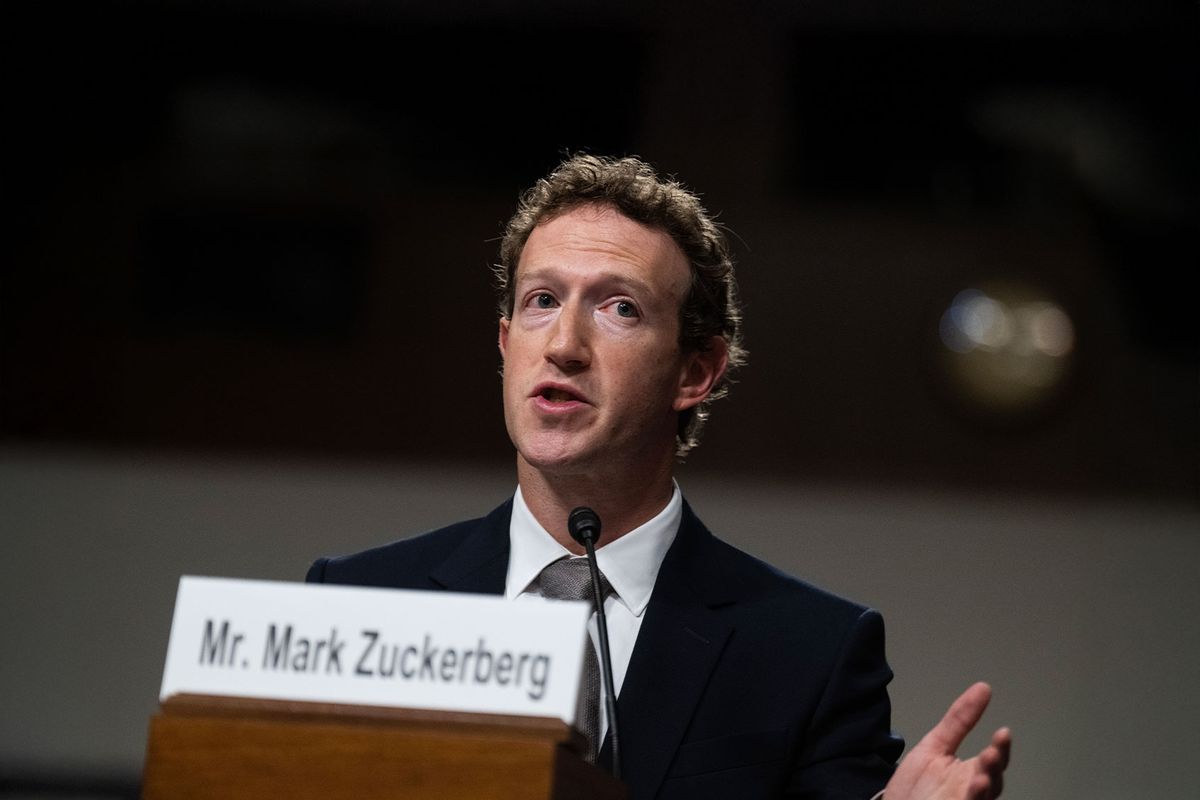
[142,694,627,799]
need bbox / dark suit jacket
[307,498,903,800]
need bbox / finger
[978,751,1004,799]
[968,772,994,800]
[992,727,1012,770]
[977,729,1011,798]
[978,731,1008,771]
[990,729,1012,796]
[920,682,992,755]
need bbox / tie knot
[537,557,612,605]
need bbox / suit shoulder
[696,533,892,698]
[307,502,510,589]
[703,532,874,624]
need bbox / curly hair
[496,154,746,457]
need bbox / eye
[614,300,639,318]
[530,293,557,309]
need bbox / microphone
[567,506,601,548]
[567,506,621,780]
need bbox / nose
[545,303,591,371]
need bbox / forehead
[516,204,691,297]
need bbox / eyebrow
[515,268,658,299]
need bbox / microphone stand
[567,506,621,781]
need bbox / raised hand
[883,682,1011,800]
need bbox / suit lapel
[429,500,512,595]
[436,498,739,798]
[603,502,736,797]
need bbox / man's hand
[883,682,1012,800]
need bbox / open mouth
[534,384,586,405]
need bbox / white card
[159,576,590,723]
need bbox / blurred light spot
[1027,302,1075,357]
[941,289,1015,352]
[938,284,1075,413]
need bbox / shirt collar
[505,482,682,618]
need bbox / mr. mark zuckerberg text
[198,618,551,700]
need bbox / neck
[517,455,676,554]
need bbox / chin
[515,439,601,476]
[520,449,590,474]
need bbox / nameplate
[159,576,590,724]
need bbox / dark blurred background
[6,0,1196,498]
[2,1,1197,797]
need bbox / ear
[673,336,728,412]
[498,317,510,360]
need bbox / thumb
[919,682,992,756]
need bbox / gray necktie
[536,557,613,762]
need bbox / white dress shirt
[504,483,681,739]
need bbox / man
[307,155,1010,799]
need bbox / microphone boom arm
[567,507,622,781]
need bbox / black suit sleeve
[786,608,903,799]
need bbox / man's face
[499,204,720,480]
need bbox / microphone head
[567,506,602,547]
